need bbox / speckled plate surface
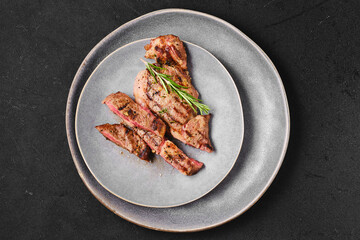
[66,9,290,232]
[75,39,243,208]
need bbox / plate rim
[74,38,244,208]
[66,8,290,232]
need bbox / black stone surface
[1,0,359,239]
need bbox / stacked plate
[66,9,290,232]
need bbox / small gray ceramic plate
[75,39,243,208]
[66,9,290,232]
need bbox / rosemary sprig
[141,59,210,115]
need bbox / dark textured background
[1,0,359,239]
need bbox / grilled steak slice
[132,127,164,154]
[144,34,187,70]
[134,66,198,108]
[95,123,150,160]
[181,115,213,153]
[160,140,203,176]
[103,92,204,175]
[103,92,166,138]
[134,68,214,153]
[134,69,195,130]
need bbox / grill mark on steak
[151,91,160,98]
[160,140,203,175]
[117,102,129,111]
[95,123,150,161]
[146,92,153,101]
[152,119,160,131]
[103,92,166,137]
[132,127,164,154]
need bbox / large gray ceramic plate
[66,9,290,231]
[75,39,243,208]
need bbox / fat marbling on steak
[95,123,150,160]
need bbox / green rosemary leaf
[141,59,210,115]
[148,63,166,70]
